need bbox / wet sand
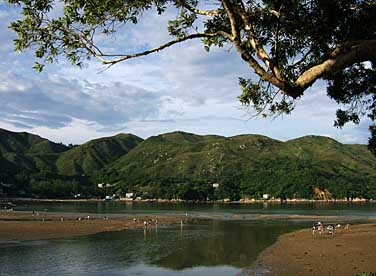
[258,223,376,276]
[0,211,188,242]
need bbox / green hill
[0,128,67,154]
[0,128,375,200]
[98,132,376,201]
[0,129,68,173]
[56,134,143,175]
[0,129,142,197]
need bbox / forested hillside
[0,129,142,197]
[1,129,375,200]
[99,132,376,201]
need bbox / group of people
[312,221,349,236]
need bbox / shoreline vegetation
[257,223,376,276]
[2,197,376,204]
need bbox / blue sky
[0,3,371,145]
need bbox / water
[12,200,376,218]
[2,201,376,276]
[0,220,302,276]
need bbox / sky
[0,3,371,145]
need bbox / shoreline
[256,223,376,276]
[1,209,372,223]
[2,197,375,204]
[2,210,374,243]
[0,210,190,243]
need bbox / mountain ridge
[0,128,375,200]
[0,128,368,147]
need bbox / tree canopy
[6,0,376,153]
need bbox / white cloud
[0,71,162,129]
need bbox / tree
[6,0,376,153]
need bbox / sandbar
[257,223,376,276]
[0,211,187,242]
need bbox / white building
[98,183,113,188]
[125,192,134,199]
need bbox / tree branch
[233,39,292,94]
[221,0,240,41]
[234,3,284,81]
[176,0,222,16]
[99,33,224,65]
[295,39,376,91]
[218,2,296,97]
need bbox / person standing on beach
[312,224,317,236]
[327,224,334,235]
[318,222,324,235]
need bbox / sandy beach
[258,223,376,276]
[0,210,188,242]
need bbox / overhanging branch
[98,33,225,65]
[295,39,376,91]
[235,3,284,81]
[221,0,240,41]
[176,0,222,16]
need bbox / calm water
[0,219,303,276]
[12,200,376,218]
[1,201,375,276]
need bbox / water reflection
[156,220,301,269]
[0,220,304,276]
[13,201,376,218]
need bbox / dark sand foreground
[0,211,187,242]
[258,223,376,276]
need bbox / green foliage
[238,78,295,117]
[354,273,376,276]
[370,125,376,156]
[328,63,376,154]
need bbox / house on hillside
[97,183,114,188]
[212,183,220,189]
[125,192,134,199]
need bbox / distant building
[97,183,113,188]
[212,183,220,189]
[262,194,270,200]
[125,192,134,199]
[105,195,113,201]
